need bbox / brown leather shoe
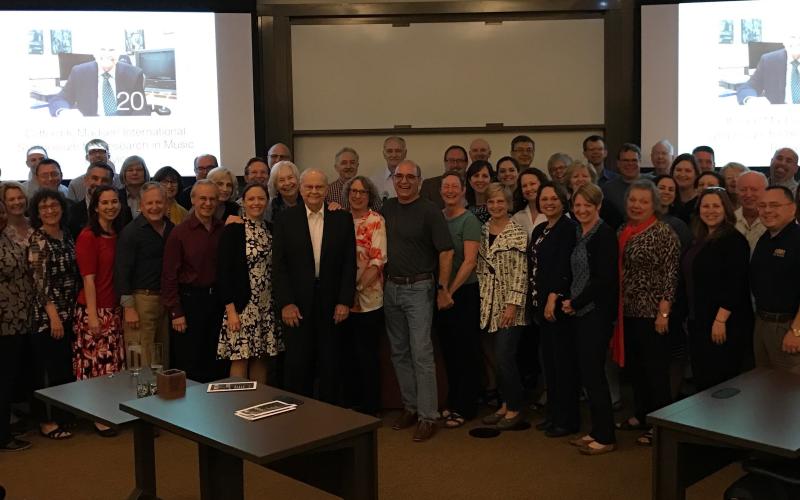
[392,410,418,430]
[412,420,437,442]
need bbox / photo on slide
[29,27,177,118]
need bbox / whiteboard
[291,19,605,130]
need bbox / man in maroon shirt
[161,180,227,382]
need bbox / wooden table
[648,369,800,500]
[120,379,381,500]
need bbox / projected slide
[1,11,222,180]
[642,0,800,166]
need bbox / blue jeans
[383,279,438,421]
[494,326,523,412]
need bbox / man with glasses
[583,135,615,185]
[510,135,535,169]
[371,136,407,201]
[325,147,360,208]
[267,143,292,168]
[381,160,454,442]
[177,154,218,209]
[750,186,800,372]
[601,143,646,228]
[420,145,468,209]
[28,158,68,197]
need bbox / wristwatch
[660,312,669,319]
[792,327,800,338]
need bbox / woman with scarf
[613,179,680,447]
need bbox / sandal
[444,412,466,428]
[40,426,72,440]
[615,418,648,431]
[636,429,654,446]
[94,424,118,438]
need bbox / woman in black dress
[682,188,753,391]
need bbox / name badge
[773,248,786,257]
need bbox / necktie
[791,60,800,104]
[102,72,118,116]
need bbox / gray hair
[737,170,768,186]
[139,181,165,199]
[720,162,748,177]
[207,166,238,200]
[654,139,674,154]
[190,179,219,198]
[383,136,406,149]
[547,153,573,171]
[485,182,513,206]
[395,159,422,179]
[334,146,359,164]
[342,175,380,210]
[120,155,151,186]
[268,161,301,199]
[299,168,329,185]
[625,179,663,215]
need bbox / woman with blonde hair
[207,166,240,221]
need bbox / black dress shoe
[545,426,576,438]
[535,420,553,431]
[392,410,418,430]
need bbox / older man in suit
[738,33,800,104]
[272,168,356,404]
[49,44,148,117]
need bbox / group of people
[1,134,799,456]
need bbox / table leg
[128,420,159,500]
[653,426,743,500]
[267,430,377,500]
[652,425,683,500]
[340,430,378,500]
[198,443,243,500]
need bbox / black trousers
[173,287,228,383]
[437,283,481,419]
[0,335,25,445]
[30,325,76,423]
[540,316,580,431]
[688,319,744,392]
[283,287,341,405]
[341,308,383,414]
[574,310,615,444]
[624,317,672,423]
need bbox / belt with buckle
[387,273,432,285]
[756,310,794,323]
[133,289,160,296]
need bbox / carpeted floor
[1,408,742,500]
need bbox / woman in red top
[73,185,125,435]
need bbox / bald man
[469,138,492,162]
[272,168,356,404]
[769,147,799,193]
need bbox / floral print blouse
[352,210,387,313]
[28,229,81,333]
[0,231,33,336]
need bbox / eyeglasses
[269,154,290,161]
[349,188,369,196]
[39,203,61,213]
[393,174,418,182]
[757,202,794,210]
[38,172,61,180]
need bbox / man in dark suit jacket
[68,162,132,239]
[738,44,800,104]
[49,52,149,117]
[272,168,356,404]
[419,145,468,209]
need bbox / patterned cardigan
[477,220,528,333]
[621,221,680,318]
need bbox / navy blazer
[737,48,789,104]
[49,61,149,116]
[271,204,356,318]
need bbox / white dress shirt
[370,166,396,200]
[306,205,325,277]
